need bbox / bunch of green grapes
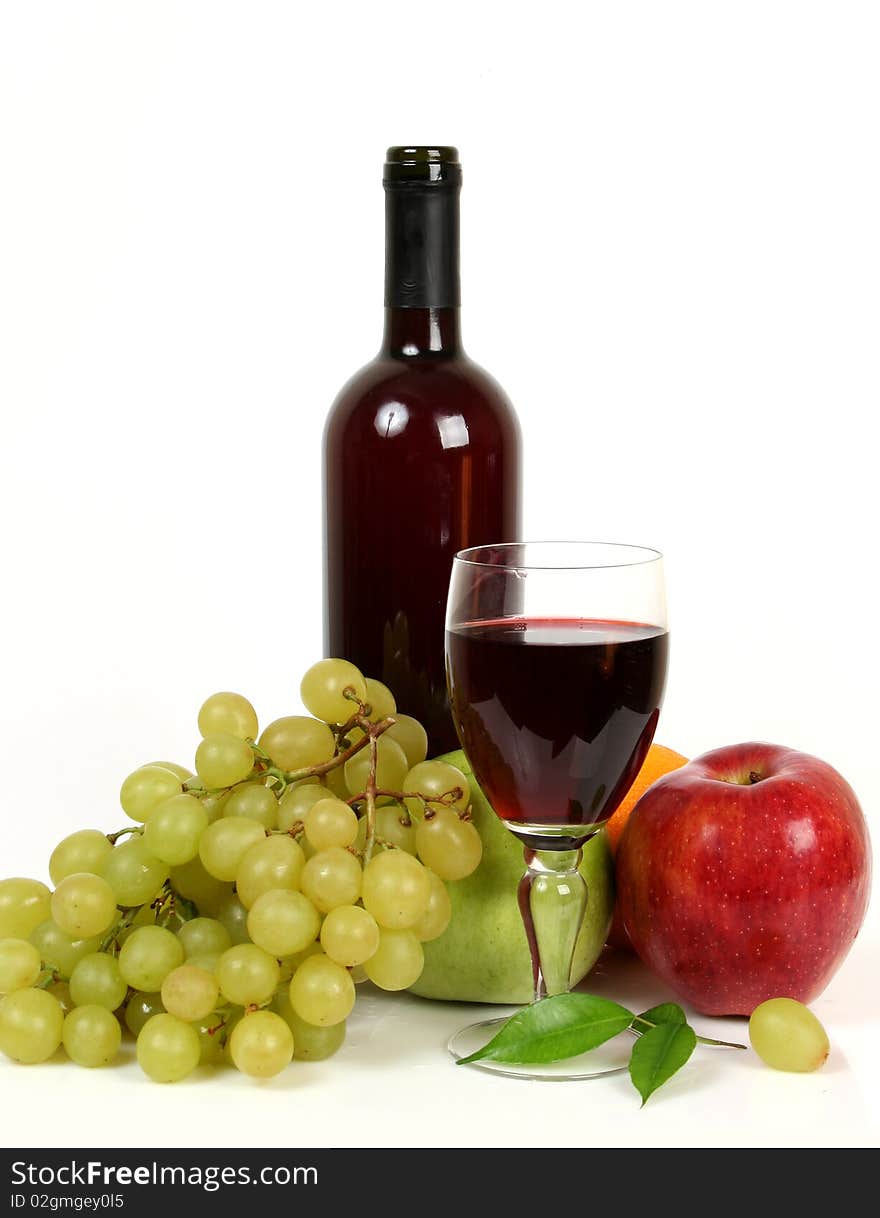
[0,659,483,1084]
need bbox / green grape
[364,928,424,990]
[0,939,42,993]
[120,765,183,823]
[300,848,362,913]
[258,716,336,772]
[195,733,255,789]
[199,816,265,881]
[216,944,280,1007]
[124,991,165,1037]
[364,677,397,722]
[413,870,452,942]
[50,873,118,939]
[273,989,346,1060]
[195,1020,226,1066]
[62,1005,121,1067]
[187,952,221,974]
[320,905,380,967]
[279,941,323,982]
[146,761,194,781]
[222,782,278,829]
[118,904,158,942]
[49,830,113,885]
[235,835,305,909]
[0,988,64,1063]
[46,981,73,1015]
[197,692,259,741]
[229,1009,294,1078]
[102,838,169,907]
[247,891,321,958]
[323,764,350,802]
[403,760,470,820]
[277,783,330,832]
[304,798,359,851]
[344,737,408,801]
[29,921,100,977]
[361,850,431,929]
[143,794,209,866]
[384,715,428,769]
[169,858,231,913]
[69,952,127,1011]
[374,803,417,855]
[215,894,251,945]
[288,953,355,1027]
[161,964,219,1022]
[300,658,368,725]
[176,917,231,959]
[0,878,52,940]
[749,998,830,1072]
[118,926,184,992]
[200,791,229,824]
[137,1013,201,1083]
[415,809,483,880]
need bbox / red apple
[616,742,871,1016]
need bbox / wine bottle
[323,146,521,755]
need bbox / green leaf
[635,1002,687,1029]
[456,993,635,1066]
[629,1020,697,1105]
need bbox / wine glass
[445,541,668,1079]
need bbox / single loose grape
[176,917,231,959]
[146,760,194,781]
[300,848,362,913]
[229,1009,294,1078]
[749,998,830,1072]
[0,878,51,940]
[118,925,184,992]
[363,677,397,722]
[216,944,280,1007]
[235,835,305,909]
[413,869,452,941]
[320,905,380,967]
[161,964,219,1023]
[415,809,483,880]
[277,782,330,832]
[288,953,355,1027]
[0,939,42,993]
[199,816,265,881]
[137,1013,201,1083]
[62,1005,121,1068]
[362,850,431,929]
[169,858,231,913]
[197,692,259,741]
[214,894,251,945]
[143,794,209,866]
[120,765,183,823]
[0,988,64,1063]
[363,929,424,991]
[124,991,165,1037]
[50,874,118,939]
[69,952,127,1011]
[247,890,321,958]
[195,733,255,789]
[384,715,429,768]
[222,782,278,829]
[273,990,346,1060]
[259,716,336,772]
[304,798,359,851]
[29,921,100,977]
[102,839,169,908]
[300,658,368,725]
[49,830,113,885]
[344,737,408,801]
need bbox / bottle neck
[382,307,461,356]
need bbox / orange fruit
[606,743,688,855]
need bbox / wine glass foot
[448,1017,631,1081]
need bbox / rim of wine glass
[453,540,663,572]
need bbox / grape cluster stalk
[0,660,483,1082]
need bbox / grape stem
[106,826,143,844]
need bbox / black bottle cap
[384,146,462,186]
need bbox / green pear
[409,750,614,1004]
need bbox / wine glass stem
[517,846,587,1004]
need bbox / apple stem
[748,770,762,784]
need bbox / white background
[0,1,877,1150]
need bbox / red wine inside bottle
[324,146,521,755]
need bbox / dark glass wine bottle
[323,146,521,755]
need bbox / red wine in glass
[446,618,668,846]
